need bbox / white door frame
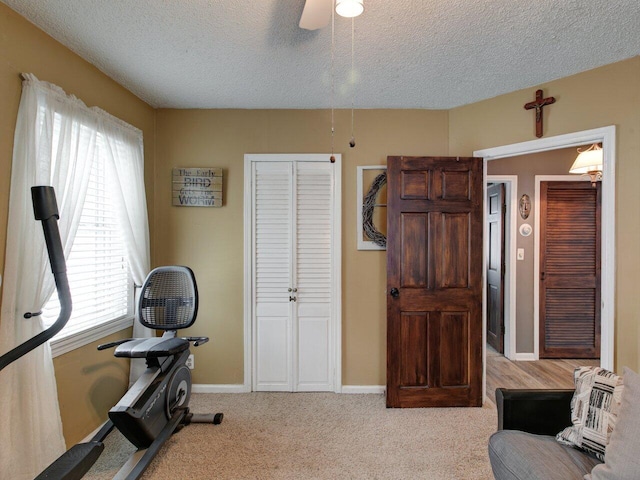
[476,126,616,401]
[243,153,342,393]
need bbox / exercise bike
[0,186,222,480]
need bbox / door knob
[390,288,399,298]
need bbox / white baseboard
[341,385,385,394]
[192,384,385,394]
[514,353,537,361]
[192,384,251,393]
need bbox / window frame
[49,314,134,357]
[40,113,139,357]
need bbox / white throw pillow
[556,366,624,461]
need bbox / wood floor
[485,345,599,406]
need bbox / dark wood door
[486,183,505,353]
[540,181,601,359]
[386,156,483,408]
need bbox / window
[40,113,139,356]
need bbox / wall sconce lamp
[336,0,364,18]
[569,144,603,187]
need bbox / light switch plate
[517,248,525,260]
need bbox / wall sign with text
[172,167,223,207]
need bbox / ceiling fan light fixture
[336,0,364,18]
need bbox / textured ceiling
[2,0,639,109]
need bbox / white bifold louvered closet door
[246,154,341,392]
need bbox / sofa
[488,367,640,480]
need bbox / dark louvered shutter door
[539,181,601,358]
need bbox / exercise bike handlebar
[0,186,72,372]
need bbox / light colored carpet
[86,393,497,479]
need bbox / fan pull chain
[330,4,336,163]
[349,16,356,148]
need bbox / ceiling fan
[299,0,364,153]
[299,0,364,30]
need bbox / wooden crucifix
[524,89,556,138]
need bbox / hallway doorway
[476,126,615,402]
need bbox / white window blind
[41,113,134,353]
[42,156,132,337]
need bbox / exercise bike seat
[114,337,190,359]
[105,266,204,360]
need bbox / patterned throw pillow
[588,367,640,480]
[556,366,624,461]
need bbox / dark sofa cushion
[489,430,601,480]
[496,388,574,435]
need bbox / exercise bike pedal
[35,441,104,480]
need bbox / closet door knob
[390,288,399,298]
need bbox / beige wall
[2,0,640,450]
[52,331,132,445]
[0,3,155,445]
[451,57,640,371]
[487,148,587,352]
[154,109,449,385]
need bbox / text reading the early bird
[172,168,223,207]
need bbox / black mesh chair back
[138,266,198,330]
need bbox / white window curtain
[98,109,151,383]
[0,74,150,479]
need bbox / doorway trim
[243,153,342,393]
[476,126,616,400]
[486,175,518,360]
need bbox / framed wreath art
[356,166,387,250]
